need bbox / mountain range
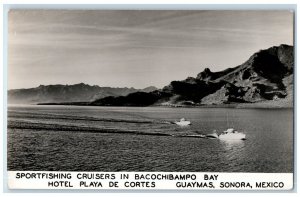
[8,44,293,108]
[8,83,157,104]
[91,44,293,107]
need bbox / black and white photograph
[6,8,294,190]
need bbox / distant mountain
[92,44,293,107]
[8,83,157,104]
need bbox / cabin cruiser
[205,128,246,140]
[174,118,191,126]
[218,128,246,140]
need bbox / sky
[8,10,294,89]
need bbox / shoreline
[9,102,293,110]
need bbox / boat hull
[219,133,246,140]
[175,121,191,126]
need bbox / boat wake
[8,120,173,137]
[9,111,171,125]
[8,113,246,141]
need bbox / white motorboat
[218,128,246,140]
[174,118,191,126]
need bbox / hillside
[92,44,293,107]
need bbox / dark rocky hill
[91,90,172,106]
[91,44,293,107]
[199,44,293,105]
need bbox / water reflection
[220,140,245,151]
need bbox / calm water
[7,105,293,172]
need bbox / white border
[1,1,298,196]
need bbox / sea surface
[7,105,293,172]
